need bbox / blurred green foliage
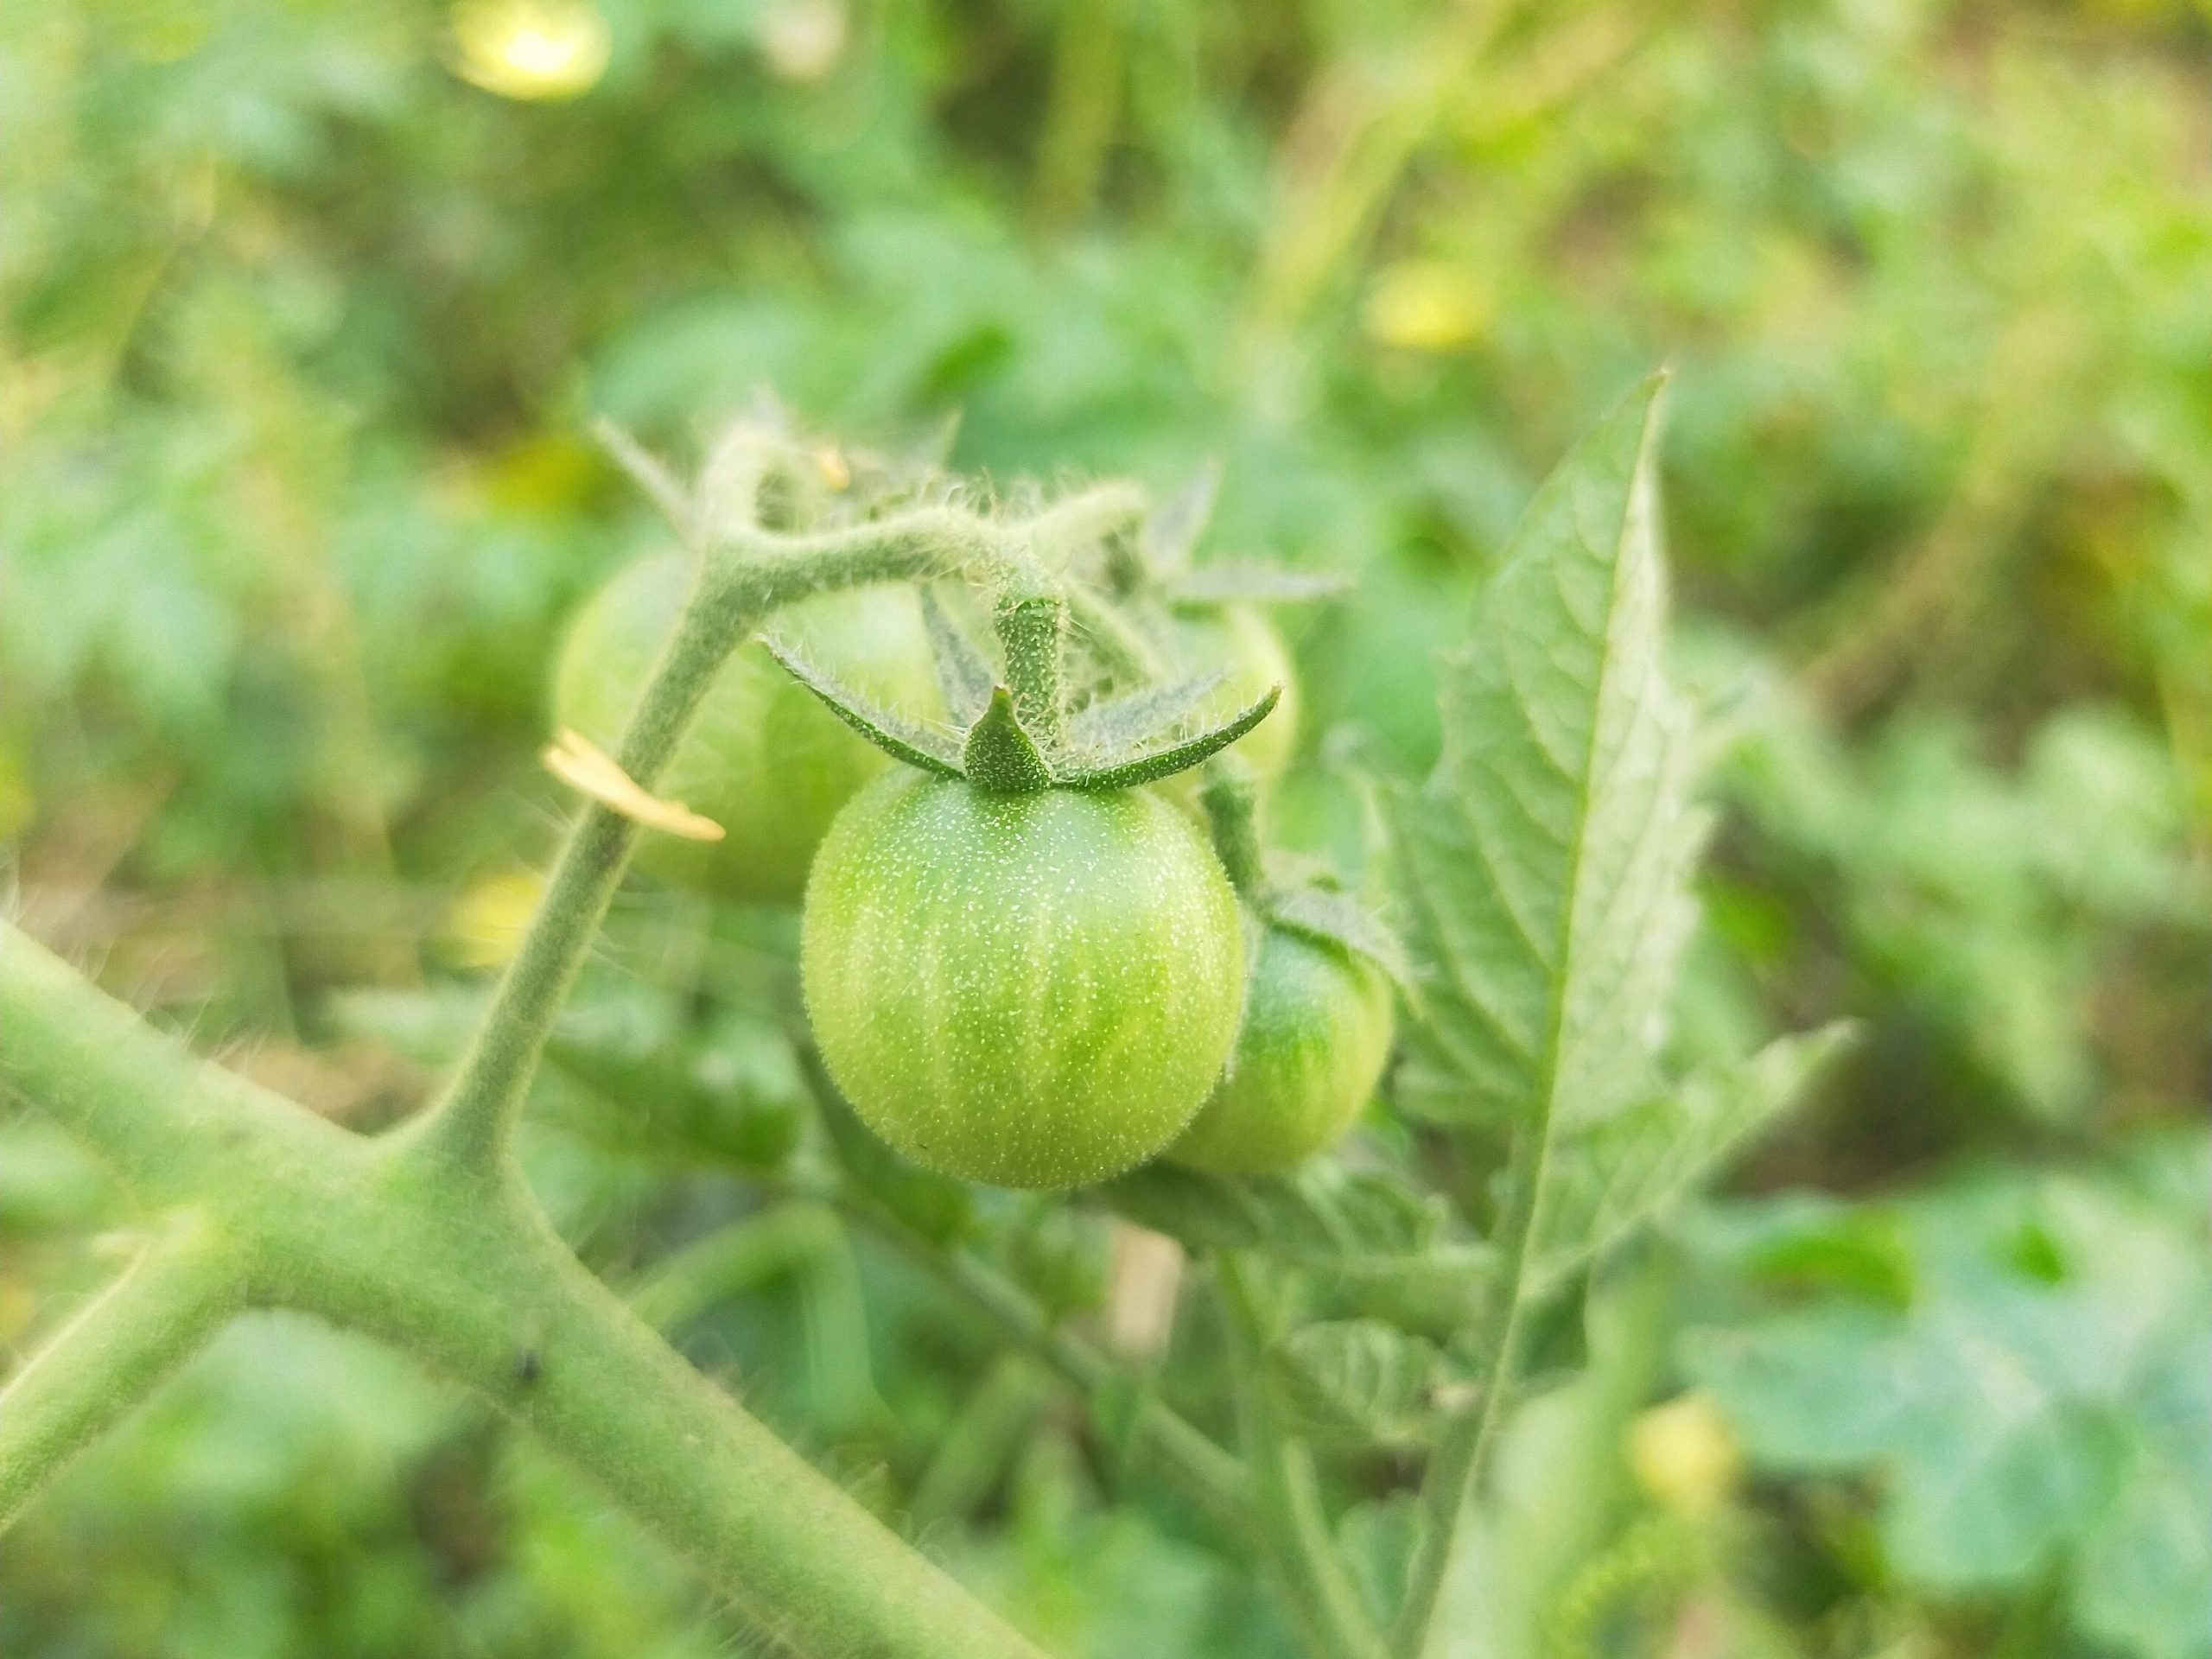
[3,0,2208,1655]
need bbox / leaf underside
[1533,1024,1855,1294]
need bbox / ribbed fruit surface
[802,772,1247,1189]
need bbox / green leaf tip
[760,637,966,779]
[1057,683,1283,791]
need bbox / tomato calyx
[764,569,1283,797]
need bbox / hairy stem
[0,1219,241,1529]
[0,923,352,1203]
[831,1185,1250,1529]
[1199,759,1266,893]
[995,577,1069,748]
[420,506,1001,1172]
[1217,1254,1388,1659]
[1388,1109,1555,1656]
[0,916,1058,1659]
[276,1156,1048,1659]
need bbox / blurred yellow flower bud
[444,868,548,970]
[1363,260,1491,353]
[1629,1393,1741,1516]
[449,0,611,103]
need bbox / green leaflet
[1097,1161,1448,1261]
[1531,1024,1855,1294]
[1684,1151,2212,1659]
[1273,1319,1442,1449]
[1385,374,1703,1133]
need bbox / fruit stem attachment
[994,570,1068,748]
[1199,759,1266,893]
[963,688,1057,793]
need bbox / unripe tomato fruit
[801,772,1247,1189]
[1167,922,1393,1175]
[1178,607,1300,786]
[552,552,940,905]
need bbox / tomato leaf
[1273,1319,1442,1449]
[1685,1159,2212,1659]
[1531,1023,1854,1294]
[1383,374,1702,1134]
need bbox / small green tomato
[801,771,1247,1190]
[552,552,940,905]
[1168,920,1394,1175]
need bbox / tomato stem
[1200,758,1267,892]
[1217,1253,1391,1659]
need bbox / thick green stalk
[0,1220,241,1529]
[0,921,1052,1659]
[994,576,1069,747]
[1199,760,1266,893]
[1387,1110,1555,1656]
[0,923,348,1205]
[264,1153,1049,1659]
[1217,1254,1388,1659]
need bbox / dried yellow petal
[543,729,726,842]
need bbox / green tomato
[552,552,941,905]
[1167,921,1393,1176]
[1170,607,1300,799]
[801,772,1247,1190]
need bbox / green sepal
[918,586,996,725]
[1066,671,1229,755]
[961,687,1056,793]
[1064,587,1165,680]
[1142,462,1220,575]
[1265,883,1414,995]
[760,638,966,779]
[1056,684,1281,791]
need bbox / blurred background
[2,1,2208,1655]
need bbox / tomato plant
[0,394,1866,1659]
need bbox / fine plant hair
[0,378,1840,1659]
